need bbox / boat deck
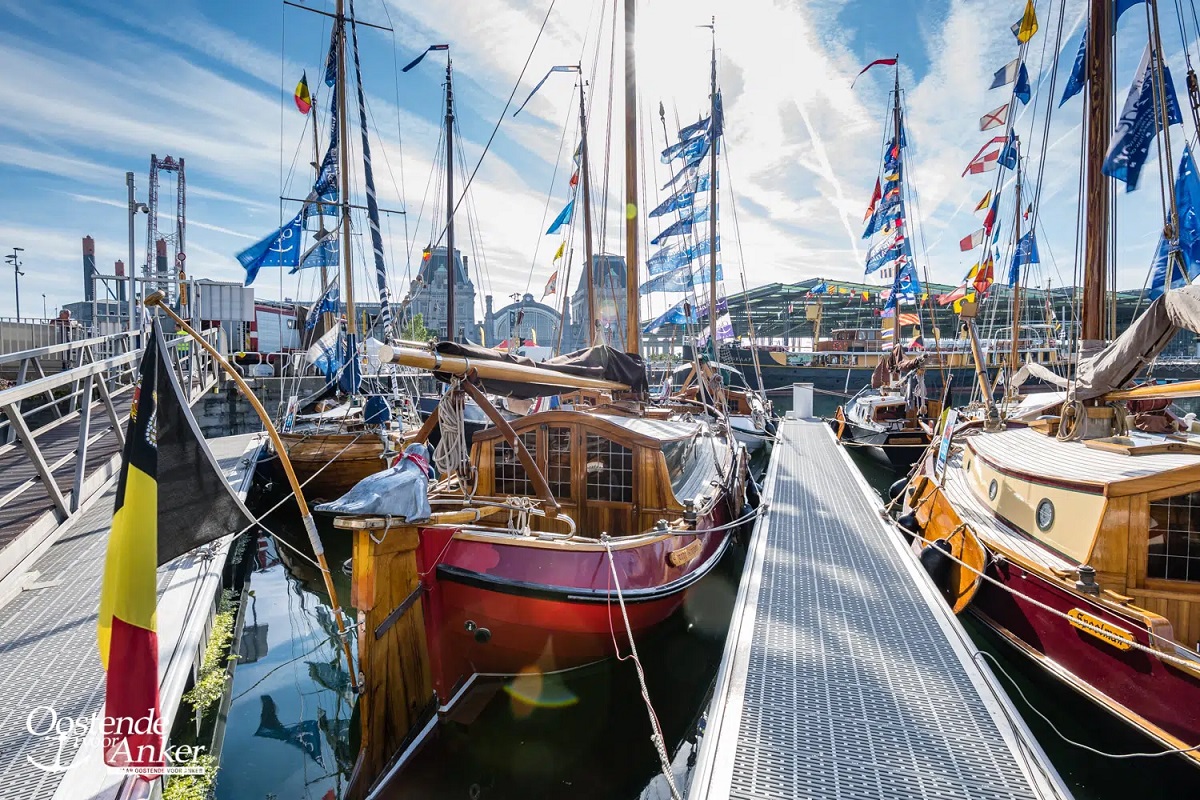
[0,433,262,800]
[687,418,1068,800]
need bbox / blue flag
[883,262,920,311]
[1103,45,1183,192]
[642,299,696,333]
[810,281,828,294]
[863,197,902,239]
[678,116,711,140]
[237,211,304,286]
[662,147,709,190]
[638,264,724,295]
[1009,230,1040,286]
[646,236,719,276]
[999,132,1019,170]
[649,190,695,218]
[305,278,340,330]
[546,198,574,234]
[1014,63,1031,105]
[660,134,708,164]
[1150,145,1200,298]
[294,232,339,273]
[650,205,711,245]
[1061,4,1146,107]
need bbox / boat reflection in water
[216,510,746,800]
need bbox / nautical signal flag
[552,240,565,262]
[962,136,1007,177]
[983,193,1000,234]
[979,102,1009,131]
[295,71,313,114]
[864,178,881,223]
[959,229,985,251]
[1012,0,1039,43]
[974,257,995,294]
[974,190,992,212]
[990,58,1022,90]
[936,284,967,306]
[98,333,164,776]
[897,312,920,326]
[569,170,579,188]
[543,269,558,298]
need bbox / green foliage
[182,590,238,717]
[162,754,218,800]
[399,312,431,342]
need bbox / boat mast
[623,0,640,354]
[708,18,720,368]
[335,0,356,335]
[309,91,328,295]
[891,61,902,347]
[445,52,456,342]
[1009,153,1023,391]
[578,70,598,343]
[1082,0,1110,346]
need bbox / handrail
[0,330,141,366]
[0,330,217,409]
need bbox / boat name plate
[1067,608,1135,651]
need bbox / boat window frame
[1146,489,1200,585]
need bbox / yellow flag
[967,262,980,279]
[552,240,565,262]
[974,190,992,213]
[1014,0,1038,43]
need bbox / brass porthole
[988,479,998,501]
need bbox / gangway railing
[0,327,223,580]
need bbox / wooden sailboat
[899,1,1200,765]
[319,5,752,794]
[834,62,937,468]
[274,2,408,497]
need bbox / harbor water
[214,410,1200,799]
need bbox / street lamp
[42,294,47,319]
[5,247,24,321]
[126,172,149,331]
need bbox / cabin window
[495,431,538,496]
[1148,491,1200,582]
[585,434,633,503]
[546,426,572,499]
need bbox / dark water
[215,426,1200,799]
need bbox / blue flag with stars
[1009,231,1040,286]
[1102,44,1183,192]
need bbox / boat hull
[276,431,396,499]
[416,509,734,701]
[831,410,929,470]
[969,558,1200,763]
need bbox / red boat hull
[415,508,733,702]
[972,557,1200,759]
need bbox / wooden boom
[377,343,631,392]
[1103,379,1200,402]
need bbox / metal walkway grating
[0,434,257,800]
[689,419,1065,800]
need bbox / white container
[791,382,814,419]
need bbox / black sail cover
[153,323,257,565]
[432,341,648,399]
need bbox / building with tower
[560,253,629,352]
[404,246,476,341]
[483,293,561,348]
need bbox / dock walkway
[688,418,1068,800]
[0,433,262,800]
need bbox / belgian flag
[97,330,163,774]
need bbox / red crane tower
[144,154,186,307]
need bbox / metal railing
[0,327,223,544]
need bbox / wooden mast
[1009,152,1023,391]
[578,70,598,343]
[891,61,902,347]
[708,18,720,367]
[445,52,456,342]
[1082,0,1110,345]
[336,0,356,336]
[623,0,640,354]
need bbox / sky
[0,0,1192,324]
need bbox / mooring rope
[601,534,683,800]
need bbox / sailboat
[899,0,1200,764]
[832,61,938,468]
[320,0,751,749]
[239,2,411,497]
[641,26,775,451]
